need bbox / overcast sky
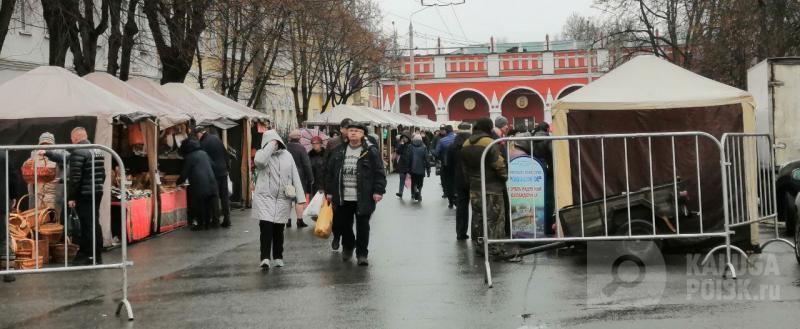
[379,0,601,51]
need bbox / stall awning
[128,78,236,129]
[200,89,271,121]
[84,72,190,129]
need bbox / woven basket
[21,156,57,184]
[15,239,48,261]
[14,195,55,230]
[15,255,45,270]
[51,242,78,263]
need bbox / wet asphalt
[1,174,799,329]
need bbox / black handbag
[67,208,82,242]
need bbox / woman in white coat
[253,130,306,269]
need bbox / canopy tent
[200,89,270,122]
[128,78,237,129]
[400,113,438,129]
[84,72,190,129]
[369,109,417,127]
[550,55,756,239]
[303,104,393,126]
[0,66,160,247]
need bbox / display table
[159,189,187,233]
[111,196,153,243]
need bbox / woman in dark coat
[394,133,412,198]
[178,139,219,230]
[308,136,326,194]
[405,134,430,202]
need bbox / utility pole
[409,21,416,117]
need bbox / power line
[385,11,482,44]
[433,6,456,42]
[450,5,469,44]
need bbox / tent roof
[552,55,753,111]
[0,66,152,122]
[200,89,270,121]
[303,104,393,126]
[128,78,236,129]
[84,72,190,128]
[161,83,247,121]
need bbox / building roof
[450,40,590,55]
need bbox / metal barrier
[0,144,133,320]
[702,134,796,267]
[479,132,734,287]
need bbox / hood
[179,138,202,156]
[261,130,286,149]
[468,132,491,144]
[411,139,424,147]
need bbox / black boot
[296,219,309,228]
[286,220,292,228]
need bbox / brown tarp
[566,105,743,233]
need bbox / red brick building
[380,41,610,127]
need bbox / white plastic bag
[302,192,325,218]
[228,177,233,195]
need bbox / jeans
[214,175,231,223]
[333,201,371,257]
[411,174,425,199]
[259,221,285,260]
[397,172,408,195]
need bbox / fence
[0,144,133,321]
[478,131,776,287]
[701,134,796,268]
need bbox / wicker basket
[14,195,56,229]
[15,239,48,261]
[21,156,57,184]
[15,255,45,270]
[51,242,79,263]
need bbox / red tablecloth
[124,197,153,243]
[159,189,187,233]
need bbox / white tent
[84,72,190,129]
[161,83,247,123]
[0,66,158,246]
[303,104,392,126]
[128,78,236,129]
[369,109,416,127]
[550,55,757,240]
[200,89,270,121]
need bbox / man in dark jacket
[178,139,219,231]
[324,122,386,266]
[459,119,514,259]
[285,129,313,228]
[449,122,472,240]
[405,134,430,202]
[323,118,352,251]
[67,127,106,265]
[436,125,456,207]
[394,132,412,198]
[197,127,231,228]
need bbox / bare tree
[143,0,211,84]
[287,0,327,123]
[40,0,71,66]
[62,0,111,76]
[118,0,141,80]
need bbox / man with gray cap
[285,129,313,228]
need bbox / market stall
[0,66,156,264]
[551,55,757,244]
[85,72,192,241]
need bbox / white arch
[445,88,490,108]
[398,90,437,107]
[556,84,585,100]
[499,86,545,107]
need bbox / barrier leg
[116,299,134,321]
[760,238,796,250]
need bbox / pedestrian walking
[394,132,412,199]
[435,125,456,207]
[197,127,231,228]
[177,139,219,231]
[308,136,326,194]
[459,119,518,260]
[324,122,386,266]
[67,127,106,265]
[323,118,352,251]
[285,130,313,228]
[449,122,472,240]
[405,134,430,202]
[253,130,306,270]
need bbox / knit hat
[39,132,55,145]
[457,122,472,132]
[311,136,323,144]
[494,116,509,129]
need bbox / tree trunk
[0,0,17,53]
[106,0,122,75]
[118,0,140,81]
[41,0,70,66]
[195,44,204,88]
